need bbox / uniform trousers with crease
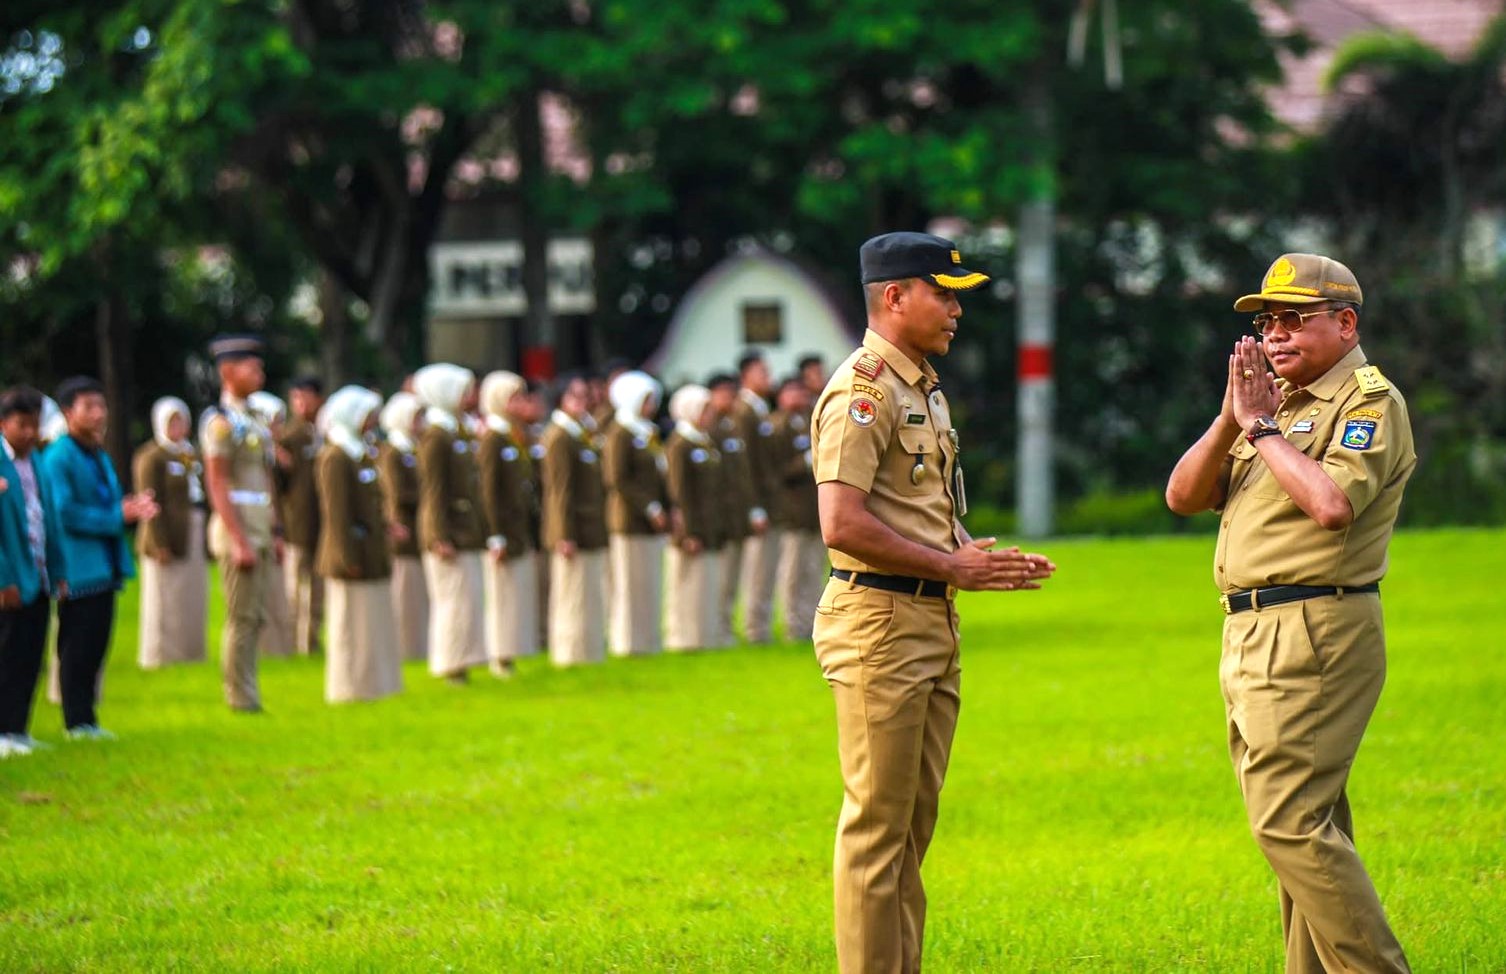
[664,545,722,651]
[738,529,781,643]
[220,550,272,711]
[483,549,539,663]
[776,528,826,642]
[422,551,486,677]
[608,533,664,656]
[549,549,606,666]
[285,543,324,655]
[813,577,961,974]
[1221,593,1410,974]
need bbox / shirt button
[1279,410,1290,417]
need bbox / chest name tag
[905,413,926,425]
[1341,420,1376,450]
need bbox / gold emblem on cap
[950,249,962,265]
[1266,257,1297,288]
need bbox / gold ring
[1243,369,1254,379]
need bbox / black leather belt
[831,568,951,599]
[1221,583,1379,615]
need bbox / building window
[742,302,783,344]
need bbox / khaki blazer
[277,418,321,548]
[377,443,421,558]
[603,423,668,536]
[665,433,723,549]
[478,427,538,554]
[315,446,391,580]
[132,441,203,560]
[417,425,486,552]
[539,421,608,551]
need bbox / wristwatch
[1246,415,1281,444]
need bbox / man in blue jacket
[0,387,69,757]
[40,377,158,740]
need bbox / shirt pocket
[893,427,938,496]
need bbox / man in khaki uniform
[201,335,282,713]
[277,376,324,656]
[731,351,780,643]
[1167,253,1415,974]
[770,376,823,641]
[812,232,1055,974]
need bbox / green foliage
[0,531,1502,970]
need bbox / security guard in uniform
[811,232,1055,974]
[1166,253,1415,974]
[201,335,282,712]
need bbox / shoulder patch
[851,381,886,402]
[205,415,233,442]
[1341,419,1376,451]
[1354,366,1390,396]
[853,352,885,381]
[847,398,878,427]
[1345,407,1383,421]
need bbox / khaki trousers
[1221,594,1409,974]
[325,578,402,703]
[285,543,324,656]
[483,549,540,663]
[776,529,826,642]
[258,553,295,658]
[422,551,487,677]
[391,555,430,662]
[739,529,781,643]
[813,577,961,974]
[609,533,664,656]
[138,509,209,668]
[664,545,722,652]
[717,538,744,646]
[549,549,606,667]
[220,550,273,710]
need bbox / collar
[675,421,710,446]
[2,435,15,461]
[386,430,415,454]
[327,426,367,461]
[425,408,460,434]
[551,410,586,440]
[1284,344,1368,403]
[222,392,251,415]
[738,388,769,417]
[485,414,513,437]
[615,412,657,441]
[862,328,935,389]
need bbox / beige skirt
[548,549,606,667]
[325,578,402,703]
[391,555,430,662]
[483,548,540,662]
[422,550,486,676]
[717,539,744,646]
[259,551,296,657]
[776,529,827,642]
[608,533,665,657]
[665,544,724,651]
[138,510,209,668]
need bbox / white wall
[648,255,861,388]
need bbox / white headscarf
[40,395,66,444]
[669,385,712,445]
[247,391,287,426]
[152,396,192,453]
[379,391,423,454]
[610,371,663,440]
[480,370,527,436]
[412,363,474,434]
[319,386,384,461]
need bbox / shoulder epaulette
[853,352,885,381]
[1354,365,1390,397]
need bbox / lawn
[1,529,1503,972]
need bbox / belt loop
[914,578,925,598]
[1250,588,1261,612]
[1336,586,1345,601]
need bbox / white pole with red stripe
[1016,196,1055,538]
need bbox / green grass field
[1,529,1503,972]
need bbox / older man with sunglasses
[1166,253,1415,973]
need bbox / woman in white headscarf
[477,370,540,675]
[412,364,487,682]
[315,386,402,703]
[378,391,429,662]
[244,391,296,657]
[132,397,209,668]
[602,370,669,656]
[663,385,725,651]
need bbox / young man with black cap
[202,335,282,712]
[810,231,1055,973]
